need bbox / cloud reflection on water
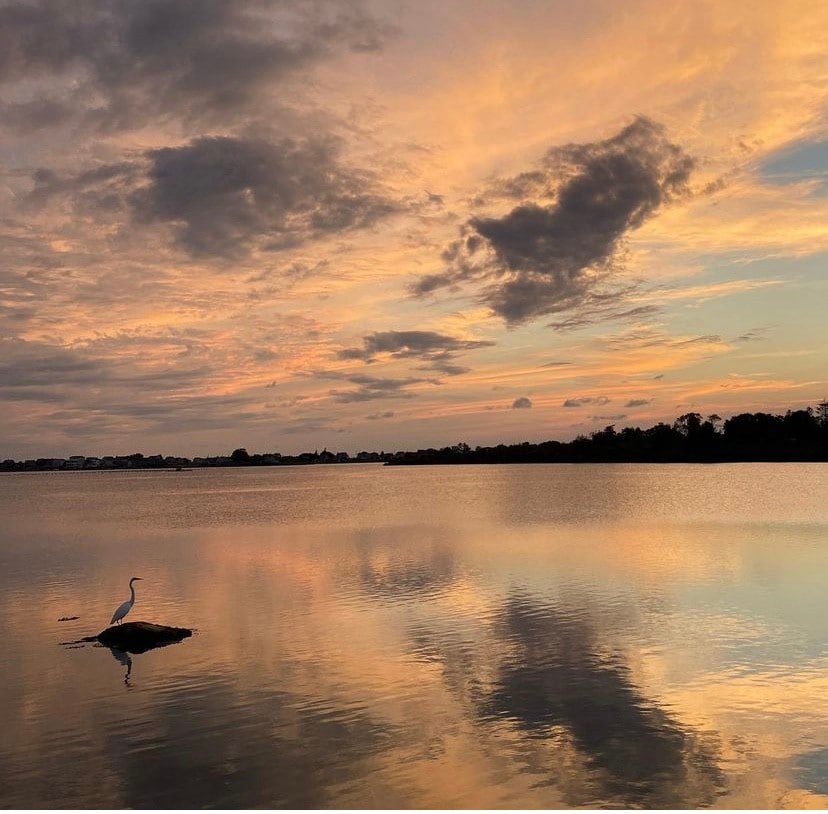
[480,593,724,806]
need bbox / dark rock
[96,621,192,654]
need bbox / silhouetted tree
[817,400,828,428]
[231,447,251,464]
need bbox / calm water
[1,464,827,808]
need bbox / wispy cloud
[563,396,610,408]
[337,329,494,376]
[328,374,435,403]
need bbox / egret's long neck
[129,581,136,602]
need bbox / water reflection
[481,593,724,806]
[1,465,827,808]
[356,533,457,601]
[98,678,398,809]
[796,747,828,796]
[109,647,133,685]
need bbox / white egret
[110,577,143,625]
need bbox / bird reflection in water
[109,647,133,686]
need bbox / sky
[1,0,827,458]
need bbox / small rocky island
[94,621,192,654]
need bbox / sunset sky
[2,0,827,458]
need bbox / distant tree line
[0,448,389,472]
[386,402,828,465]
[3,403,828,472]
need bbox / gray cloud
[414,118,694,325]
[625,398,652,407]
[0,338,104,387]
[25,162,139,214]
[7,2,402,264]
[26,134,398,259]
[329,374,433,403]
[366,410,395,420]
[0,1,393,133]
[338,330,493,361]
[337,330,494,377]
[563,396,610,407]
[129,135,398,258]
[592,413,628,421]
[512,396,532,409]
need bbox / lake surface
[1,463,826,808]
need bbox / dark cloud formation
[592,413,627,421]
[24,134,398,259]
[366,411,395,420]
[338,330,494,377]
[414,118,694,325]
[625,398,652,407]
[563,396,610,408]
[9,2,401,262]
[512,396,532,409]
[130,135,398,257]
[0,0,393,132]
